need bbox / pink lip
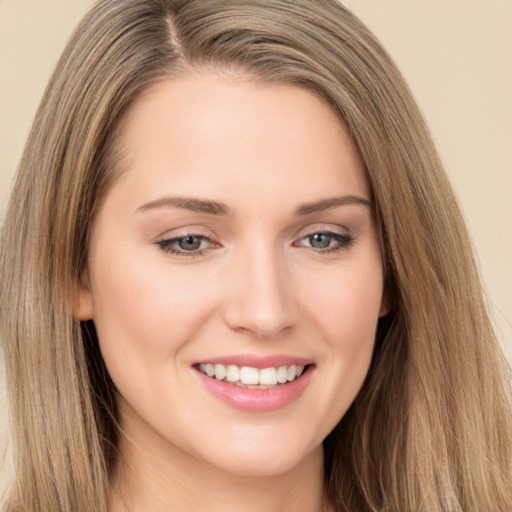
[192,356,315,413]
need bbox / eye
[157,234,217,257]
[295,231,354,253]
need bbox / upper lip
[192,354,315,369]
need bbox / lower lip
[194,366,314,412]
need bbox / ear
[74,268,94,321]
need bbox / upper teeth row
[198,363,305,386]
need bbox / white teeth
[240,366,259,385]
[226,365,240,382]
[277,365,288,383]
[214,364,226,381]
[205,363,215,377]
[198,363,308,386]
[259,367,278,386]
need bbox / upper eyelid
[294,224,351,239]
[156,226,352,243]
[153,226,217,242]
[156,234,217,258]
[300,229,350,238]
[158,233,216,246]
[294,231,353,244]
[160,231,352,251]
[155,222,354,245]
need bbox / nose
[221,245,299,339]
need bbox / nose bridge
[222,239,298,338]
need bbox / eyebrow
[136,194,373,216]
[296,195,373,215]
[136,196,230,215]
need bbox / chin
[190,426,324,478]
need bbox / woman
[1,0,511,510]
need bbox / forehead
[109,73,370,211]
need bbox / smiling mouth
[194,363,310,389]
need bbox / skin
[78,73,388,512]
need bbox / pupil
[310,233,331,249]
[179,236,201,251]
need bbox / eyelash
[157,233,215,258]
[156,230,354,258]
[295,231,355,253]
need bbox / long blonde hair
[1,1,511,510]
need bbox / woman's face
[78,73,387,477]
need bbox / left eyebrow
[295,195,374,215]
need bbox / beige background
[1,0,511,496]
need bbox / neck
[109,422,331,512]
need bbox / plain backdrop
[1,0,511,494]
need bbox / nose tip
[221,254,299,339]
[228,293,296,339]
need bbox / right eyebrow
[135,196,231,216]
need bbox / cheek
[88,248,218,381]
[301,259,383,416]
[306,259,384,347]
